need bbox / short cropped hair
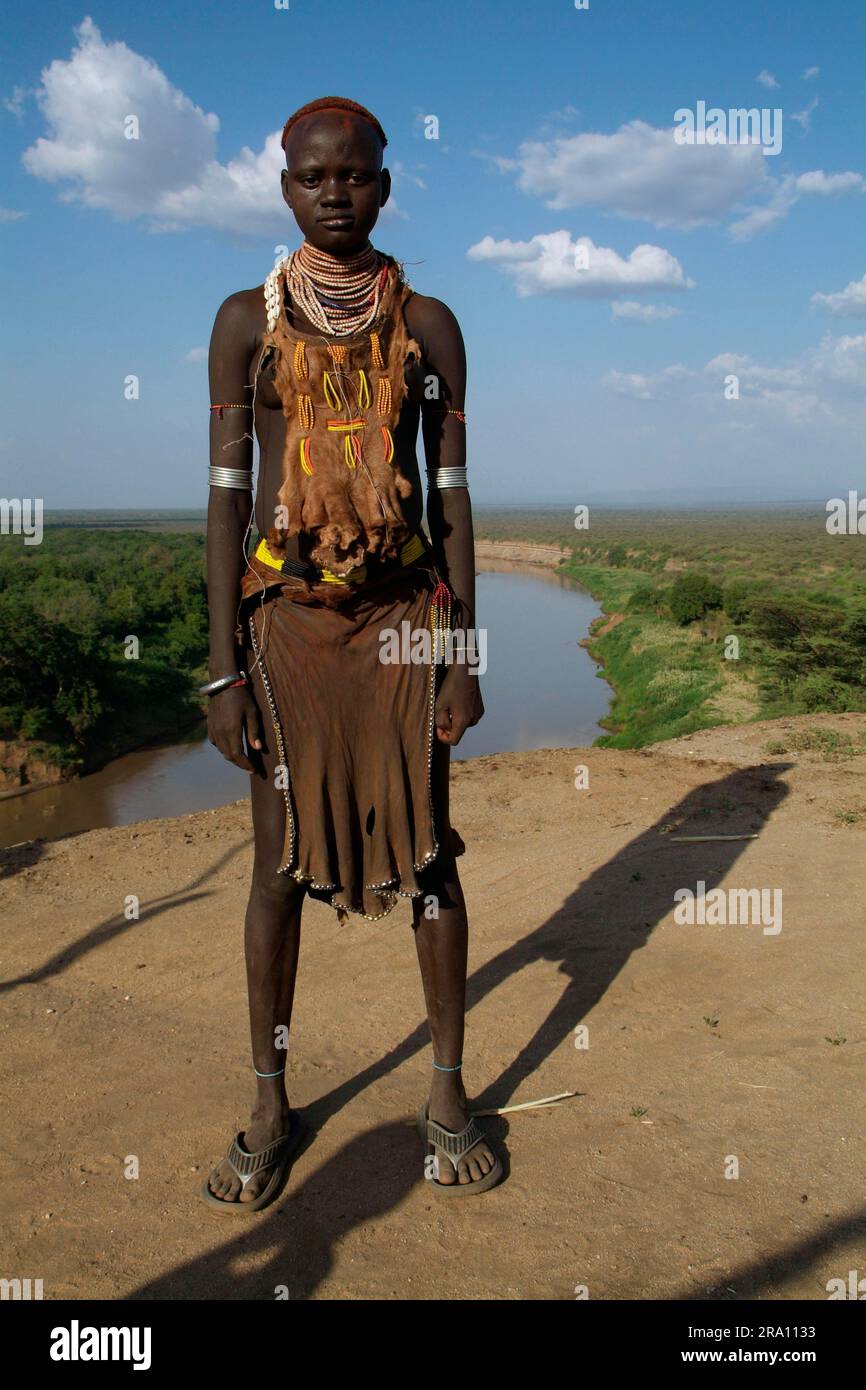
[281,97,388,152]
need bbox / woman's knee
[413,856,463,916]
[249,862,305,910]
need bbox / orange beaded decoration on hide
[261,256,421,577]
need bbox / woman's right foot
[206,1102,293,1204]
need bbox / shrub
[722,581,755,625]
[626,585,658,613]
[669,574,724,625]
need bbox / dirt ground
[2,711,865,1301]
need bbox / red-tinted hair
[281,97,388,152]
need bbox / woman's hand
[434,664,484,746]
[207,685,264,773]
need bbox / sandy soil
[474,538,564,569]
[2,711,865,1302]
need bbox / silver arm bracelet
[209,465,253,490]
[198,671,248,697]
[427,466,468,490]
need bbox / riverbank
[474,539,764,749]
[473,538,565,569]
[473,508,866,749]
[564,560,764,748]
[4,713,865,1299]
[7,508,863,789]
[0,564,607,844]
[0,538,574,799]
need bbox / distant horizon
[40,494,845,520]
[3,3,864,509]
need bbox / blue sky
[2,0,865,508]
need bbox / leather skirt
[242,546,461,922]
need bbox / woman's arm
[415,297,484,746]
[205,291,264,772]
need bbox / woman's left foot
[423,1073,501,1189]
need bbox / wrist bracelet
[199,672,247,697]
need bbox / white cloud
[502,119,771,228]
[704,354,803,389]
[534,104,580,137]
[185,346,207,362]
[665,332,866,421]
[496,117,865,240]
[730,168,865,240]
[467,230,693,298]
[611,300,679,322]
[3,84,30,120]
[795,169,865,195]
[601,332,866,442]
[390,160,426,190]
[790,96,819,132]
[757,70,779,89]
[812,331,866,386]
[811,273,866,318]
[0,207,28,222]
[604,365,693,399]
[728,178,798,239]
[803,66,820,80]
[21,17,402,236]
[704,352,751,373]
[149,130,288,235]
[23,19,221,217]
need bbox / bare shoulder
[404,292,465,353]
[210,284,267,349]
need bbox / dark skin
[204,109,494,1199]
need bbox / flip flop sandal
[416,1102,504,1196]
[199,1111,306,1215]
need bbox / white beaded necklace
[264,242,388,337]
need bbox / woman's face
[281,112,390,255]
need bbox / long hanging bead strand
[430,580,453,666]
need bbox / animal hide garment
[261,257,422,577]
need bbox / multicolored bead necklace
[266,241,390,338]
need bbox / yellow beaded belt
[254,531,426,586]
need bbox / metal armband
[208,466,254,490]
[426,466,469,490]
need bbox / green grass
[474,506,866,749]
[763,727,866,761]
[5,505,865,775]
[560,563,727,747]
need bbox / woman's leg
[207,654,306,1205]
[411,740,495,1185]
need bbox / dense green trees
[669,573,724,625]
[535,506,866,744]
[0,530,208,772]
[748,597,866,712]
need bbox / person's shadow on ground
[128,760,833,1300]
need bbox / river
[0,564,609,847]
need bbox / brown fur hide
[262,258,421,577]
